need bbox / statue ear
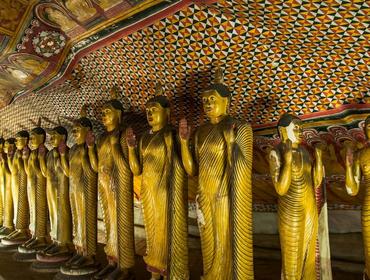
[165,107,170,121]
[278,126,288,141]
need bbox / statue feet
[1,230,30,246]
[37,243,73,263]
[18,237,49,253]
[106,267,135,280]
[60,255,99,276]
[93,263,117,279]
[364,270,370,280]
[0,226,14,238]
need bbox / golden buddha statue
[87,90,135,279]
[179,69,254,280]
[0,137,5,228]
[64,0,97,22]
[0,138,15,238]
[345,116,370,280]
[269,114,323,279]
[35,125,73,267]
[16,127,49,256]
[59,108,99,276]
[126,87,189,280]
[1,131,30,247]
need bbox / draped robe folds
[273,145,318,279]
[2,157,13,229]
[194,117,253,280]
[46,149,72,245]
[140,127,188,278]
[69,144,97,255]
[0,159,5,225]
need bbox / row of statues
[0,69,368,280]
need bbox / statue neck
[151,122,167,132]
[106,123,118,132]
[209,114,227,125]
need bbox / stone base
[13,251,37,262]
[54,271,97,280]
[31,260,65,273]
[0,242,18,252]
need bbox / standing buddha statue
[0,138,16,238]
[1,131,30,247]
[345,116,370,280]
[269,113,323,279]
[179,69,254,280]
[34,125,73,269]
[58,106,99,277]
[87,88,135,280]
[16,126,49,257]
[0,137,5,228]
[126,86,189,280]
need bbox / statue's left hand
[224,123,236,144]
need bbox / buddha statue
[126,88,189,280]
[1,131,30,247]
[87,89,135,279]
[34,125,73,268]
[0,137,5,228]
[16,126,49,257]
[345,116,370,280]
[0,138,16,238]
[58,107,99,276]
[179,69,254,279]
[269,113,323,279]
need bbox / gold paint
[59,112,98,272]
[345,116,370,278]
[12,56,49,76]
[127,94,189,279]
[179,73,254,279]
[269,114,323,279]
[45,7,79,33]
[88,97,135,275]
[96,0,122,11]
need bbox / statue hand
[283,139,293,163]
[22,146,30,159]
[38,143,46,157]
[224,123,236,144]
[126,127,136,148]
[85,130,95,147]
[58,140,67,155]
[179,118,191,141]
[110,130,120,146]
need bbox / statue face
[50,131,64,148]
[146,102,168,128]
[102,105,120,128]
[201,89,228,119]
[29,132,44,150]
[280,119,303,144]
[15,136,28,150]
[72,124,89,144]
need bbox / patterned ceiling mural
[0,0,368,206]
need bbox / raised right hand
[85,130,95,147]
[126,127,136,148]
[58,140,67,155]
[22,146,30,159]
[179,118,191,141]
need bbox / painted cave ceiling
[0,0,369,206]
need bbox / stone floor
[0,233,364,279]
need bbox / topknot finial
[155,83,164,96]
[37,117,42,127]
[80,104,88,118]
[214,67,224,84]
[110,86,119,100]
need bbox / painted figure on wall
[345,116,370,280]
[63,0,97,23]
[44,6,78,32]
[179,69,254,280]
[87,89,135,279]
[9,54,49,76]
[126,86,189,280]
[269,113,323,279]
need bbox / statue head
[29,127,46,150]
[15,130,29,150]
[73,117,92,145]
[277,113,303,144]
[201,68,230,120]
[146,93,170,131]
[365,116,370,140]
[4,138,15,154]
[102,87,124,131]
[50,126,68,148]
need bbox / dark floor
[0,234,364,280]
